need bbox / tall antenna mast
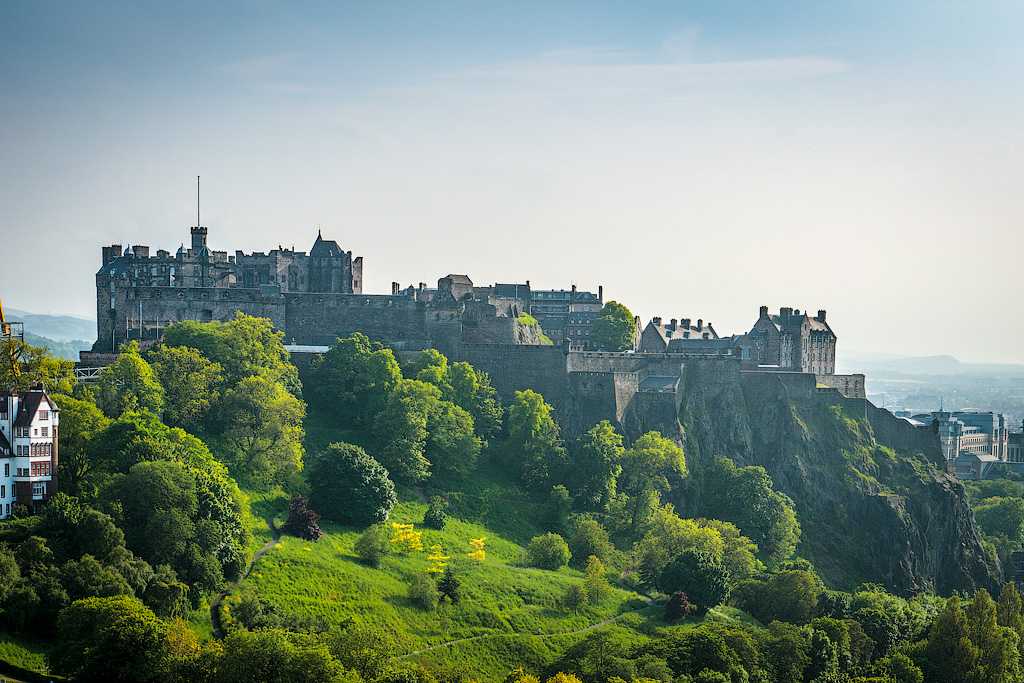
[197,175,201,226]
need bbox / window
[0,485,4,498]
[32,483,45,497]
[40,426,48,437]
[3,464,7,477]
[39,410,48,421]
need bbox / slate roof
[310,232,344,258]
[13,391,57,427]
[494,283,531,298]
[0,430,10,455]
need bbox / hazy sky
[2,2,1022,362]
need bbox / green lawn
[0,632,51,677]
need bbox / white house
[0,388,59,517]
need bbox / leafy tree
[437,566,461,604]
[62,554,133,600]
[762,621,811,683]
[143,564,190,619]
[373,379,438,484]
[147,344,224,429]
[633,505,722,587]
[51,394,110,496]
[591,301,636,352]
[619,432,686,536]
[215,629,353,683]
[506,389,567,490]
[426,399,482,481]
[923,596,980,682]
[975,497,1024,544]
[283,495,323,541]
[355,524,391,567]
[95,341,166,417]
[0,338,75,393]
[696,519,764,584]
[875,653,924,683]
[310,332,401,426]
[584,555,611,604]
[309,443,397,525]
[423,496,448,530]
[732,570,822,625]
[447,361,504,439]
[568,517,614,568]
[325,618,395,682]
[0,546,20,603]
[53,595,169,682]
[966,589,1022,683]
[699,457,800,567]
[998,582,1024,661]
[211,374,305,486]
[162,313,300,395]
[571,421,625,511]
[658,549,729,612]
[526,533,571,570]
[408,573,439,610]
[548,484,574,535]
[563,583,589,612]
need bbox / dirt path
[210,518,281,639]
[395,597,655,660]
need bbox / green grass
[232,500,652,679]
[0,632,50,676]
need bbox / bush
[408,573,439,610]
[658,549,729,612]
[423,496,448,530]
[283,495,323,541]
[526,533,571,570]
[438,566,461,604]
[563,583,589,611]
[309,443,397,525]
[665,591,697,621]
[569,517,613,568]
[355,525,390,568]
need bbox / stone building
[746,306,836,374]
[639,317,719,353]
[0,388,59,516]
[1009,422,1024,463]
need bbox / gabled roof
[310,231,344,258]
[13,391,57,427]
[0,430,10,455]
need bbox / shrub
[408,573,439,611]
[665,591,697,621]
[283,495,323,541]
[569,517,613,568]
[526,533,571,570]
[438,566,461,604]
[658,549,729,612]
[355,525,390,568]
[309,443,397,525]
[423,496,448,530]
[563,583,589,611]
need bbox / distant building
[529,285,604,349]
[639,317,719,353]
[0,388,59,517]
[747,306,836,375]
[1009,422,1024,463]
[900,410,1012,478]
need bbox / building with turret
[0,388,59,516]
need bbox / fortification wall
[283,293,428,346]
[451,343,569,406]
[567,351,682,377]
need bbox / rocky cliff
[674,360,1000,595]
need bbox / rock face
[675,361,1000,596]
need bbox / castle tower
[191,226,208,251]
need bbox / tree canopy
[590,301,636,352]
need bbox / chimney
[571,284,577,294]
[759,305,769,318]
[780,307,793,317]
[816,309,827,322]
[133,245,150,259]
[703,332,710,339]
[794,309,801,316]
[391,282,400,295]
[682,318,691,329]
[526,280,531,288]
[697,319,703,332]
[102,244,122,266]
[598,285,604,302]
[669,318,678,330]
[652,316,662,325]
[418,282,426,291]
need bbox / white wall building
[0,388,59,517]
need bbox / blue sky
[2,2,1022,362]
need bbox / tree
[591,302,636,352]
[563,583,589,612]
[283,495,323,541]
[998,582,1024,661]
[923,596,980,682]
[408,573,439,610]
[423,496,448,530]
[426,399,482,481]
[309,443,397,525]
[699,457,800,567]
[0,338,75,393]
[584,555,611,604]
[526,533,571,570]
[355,524,391,567]
[211,374,305,486]
[147,344,224,429]
[95,341,165,417]
[162,313,300,395]
[975,497,1024,542]
[447,361,503,439]
[216,629,352,683]
[568,517,614,568]
[51,394,110,496]
[53,595,169,682]
[633,505,723,587]
[658,549,729,612]
[665,591,697,621]
[437,566,461,604]
[0,546,20,604]
[619,432,686,536]
[696,519,764,584]
[373,379,437,484]
[506,389,567,490]
[571,421,625,511]
[310,332,402,427]
[732,570,823,625]
[143,565,190,619]
[62,554,133,600]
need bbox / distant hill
[6,307,95,343]
[24,332,92,361]
[839,351,1024,378]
